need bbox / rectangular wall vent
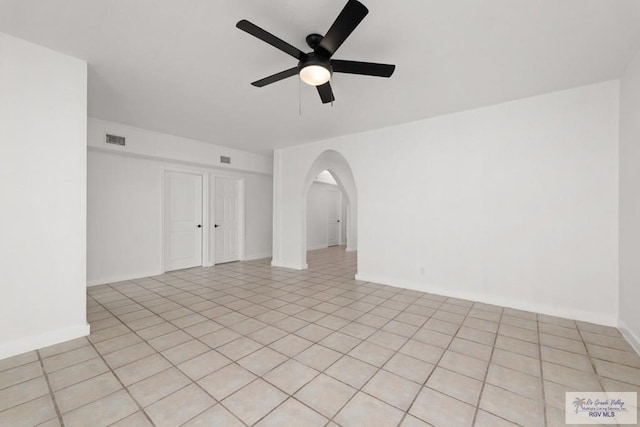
[106,134,125,146]
[220,156,231,164]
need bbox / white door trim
[161,166,211,273]
[326,188,342,247]
[212,175,245,264]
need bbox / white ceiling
[2,0,640,154]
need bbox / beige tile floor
[1,246,639,427]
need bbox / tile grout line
[538,314,550,427]
[575,322,609,395]
[36,350,65,427]
[470,303,506,426]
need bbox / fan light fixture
[299,64,331,86]
[236,0,396,104]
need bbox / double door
[164,172,241,271]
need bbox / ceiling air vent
[106,134,125,146]
[220,156,231,164]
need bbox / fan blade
[332,60,395,77]
[236,20,304,60]
[317,82,335,104]
[251,68,299,87]
[317,0,369,58]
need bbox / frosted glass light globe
[299,65,331,86]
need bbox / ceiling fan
[236,0,396,104]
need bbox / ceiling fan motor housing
[298,53,333,76]
[305,33,324,49]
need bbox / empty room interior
[2,0,640,426]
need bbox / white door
[327,190,341,247]
[165,171,203,271]
[215,177,241,264]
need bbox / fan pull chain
[331,77,334,107]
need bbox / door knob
[197,224,202,228]
[214,224,220,228]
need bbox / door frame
[161,166,211,273]
[211,175,246,265]
[326,187,343,247]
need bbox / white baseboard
[346,246,357,252]
[271,260,308,270]
[87,270,162,287]
[0,323,90,361]
[355,273,618,327]
[88,255,276,286]
[618,319,640,356]
[307,244,329,251]
[243,252,272,261]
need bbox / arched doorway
[301,150,358,270]
[306,170,346,250]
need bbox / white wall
[619,49,640,352]
[315,170,338,185]
[307,182,343,250]
[0,33,89,359]
[273,81,620,326]
[88,118,272,175]
[87,120,273,286]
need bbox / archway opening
[301,150,358,276]
[306,170,347,250]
